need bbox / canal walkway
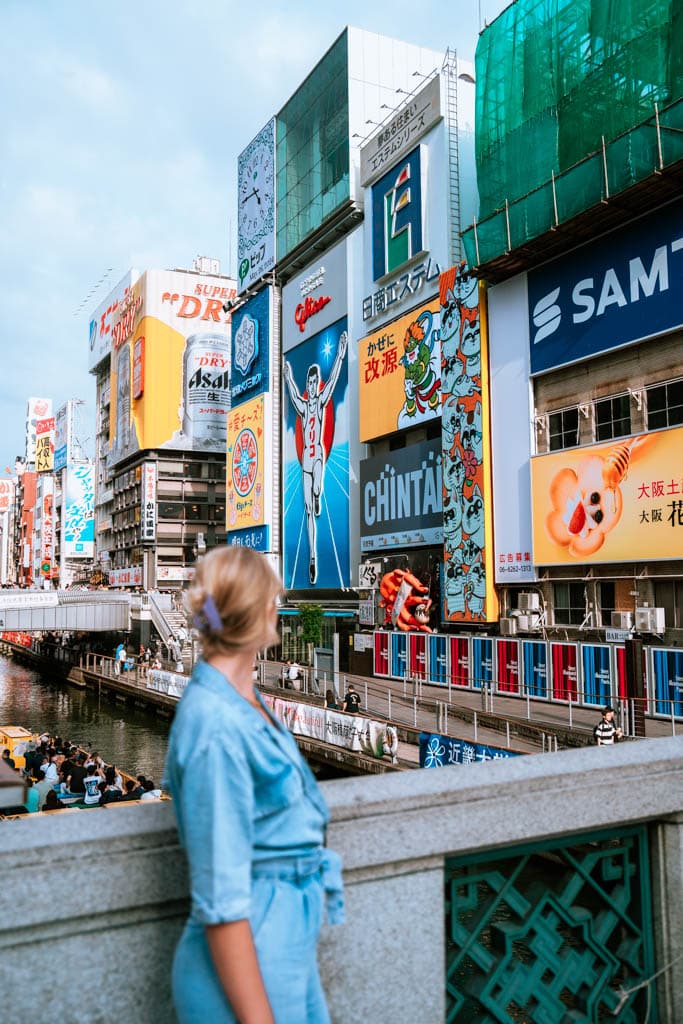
[3,639,677,772]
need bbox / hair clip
[194,594,223,633]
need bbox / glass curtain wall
[276,31,350,260]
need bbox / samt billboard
[528,197,683,375]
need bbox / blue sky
[0,0,507,475]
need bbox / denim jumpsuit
[163,661,344,1024]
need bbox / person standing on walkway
[342,684,361,715]
[168,633,183,673]
[163,545,344,1024]
[594,705,623,745]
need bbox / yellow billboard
[108,269,236,466]
[226,394,266,530]
[35,417,55,473]
[531,426,683,564]
[358,297,442,442]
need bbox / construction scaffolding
[462,0,683,267]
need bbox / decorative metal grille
[446,826,656,1023]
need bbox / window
[595,394,631,441]
[548,407,579,450]
[159,501,183,520]
[553,582,585,625]
[646,378,683,431]
[654,580,683,628]
[599,581,616,625]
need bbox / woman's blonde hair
[187,546,282,657]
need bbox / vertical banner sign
[449,636,470,688]
[522,640,548,698]
[283,318,349,589]
[53,404,70,472]
[40,485,54,575]
[390,632,407,679]
[582,643,613,706]
[550,642,578,702]
[141,462,157,543]
[227,394,267,532]
[230,287,270,406]
[0,479,15,512]
[63,465,95,558]
[237,119,276,294]
[496,638,520,693]
[374,632,390,677]
[133,336,145,399]
[35,417,55,473]
[440,269,498,623]
[25,397,52,465]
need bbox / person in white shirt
[83,769,103,806]
[40,756,59,785]
[140,779,162,800]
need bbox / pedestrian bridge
[0,590,130,632]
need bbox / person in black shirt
[66,753,88,794]
[342,685,361,715]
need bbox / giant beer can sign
[181,333,231,449]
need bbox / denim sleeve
[178,735,255,925]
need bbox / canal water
[0,655,170,783]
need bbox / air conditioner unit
[611,611,633,630]
[499,617,518,636]
[516,614,530,631]
[635,607,665,633]
[527,613,542,631]
[518,592,540,612]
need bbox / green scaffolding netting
[463,0,683,265]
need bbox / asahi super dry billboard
[107,269,237,467]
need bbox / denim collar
[190,659,252,709]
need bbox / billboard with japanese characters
[63,464,95,558]
[531,425,683,565]
[230,287,271,406]
[360,439,442,551]
[359,297,442,441]
[282,318,349,589]
[107,269,236,467]
[440,267,498,624]
[226,393,271,535]
[488,276,537,583]
[360,107,449,330]
[35,417,55,473]
[25,398,52,466]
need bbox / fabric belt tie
[252,848,345,925]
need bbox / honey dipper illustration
[545,435,652,558]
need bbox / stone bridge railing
[0,737,681,1022]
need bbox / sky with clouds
[0,0,508,475]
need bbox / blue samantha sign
[528,198,683,375]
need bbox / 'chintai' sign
[360,439,442,551]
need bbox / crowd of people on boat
[1,734,162,815]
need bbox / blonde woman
[164,546,343,1024]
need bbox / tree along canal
[0,655,170,783]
